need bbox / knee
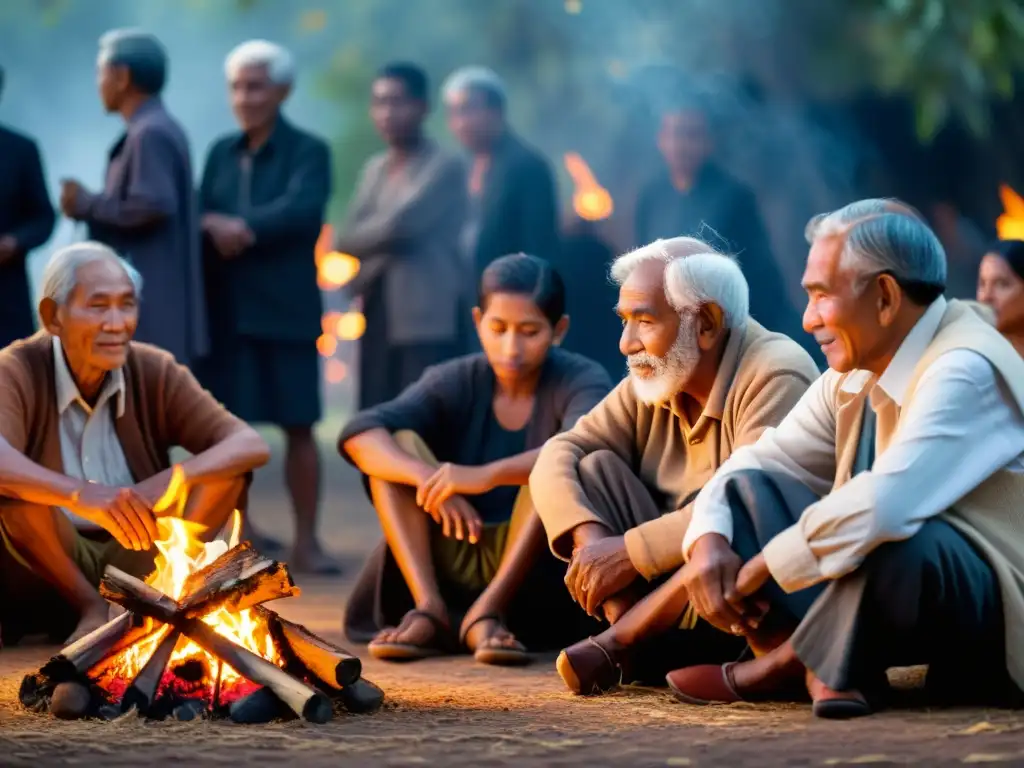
[861,522,950,583]
[0,500,56,538]
[578,450,628,493]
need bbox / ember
[21,466,384,723]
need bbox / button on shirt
[52,337,135,530]
[683,297,1024,592]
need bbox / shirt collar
[128,96,162,125]
[233,113,288,155]
[666,323,746,423]
[52,336,126,418]
[839,296,948,406]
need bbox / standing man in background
[335,62,466,409]
[197,40,335,575]
[58,29,206,367]
[635,93,801,342]
[0,64,56,348]
[442,67,559,351]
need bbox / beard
[627,314,701,405]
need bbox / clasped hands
[681,533,773,635]
[414,463,498,544]
[202,213,255,258]
[69,472,184,553]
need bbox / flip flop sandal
[556,637,627,695]
[812,695,873,719]
[460,614,530,666]
[368,609,454,661]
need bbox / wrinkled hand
[70,484,158,551]
[59,179,90,218]
[417,463,496,514]
[0,235,17,265]
[423,492,482,543]
[203,213,254,258]
[564,535,638,616]
[681,534,749,634]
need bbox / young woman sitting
[339,253,611,664]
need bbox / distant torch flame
[315,224,360,290]
[997,184,1024,241]
[564,152,613,221]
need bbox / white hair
[610,236,750,328]
[805,198,947,292]
[441,66,506,107]
[225,40,295,85]
[40,242,142,315]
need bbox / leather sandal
[368,609,454,661]
[666,662,746,705]
[460,614,529,666]
[556,637,628,695]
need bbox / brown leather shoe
[556,637,628,695]
[666,663,745,705]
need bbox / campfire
[20,468,382,724]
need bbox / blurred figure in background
[335,62,466,409]
[977,239,1024,357]
[634,93,800,341]
[0,64,56,347]
[58,29,207,367]
[197,40,334,574]
[442,67,560,350]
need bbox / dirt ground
[3,424,1024,766]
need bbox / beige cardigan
[529,320,819,580]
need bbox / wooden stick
[184,562,299,619]
[121,628,181,714]
[181,619,332,723]
[41,612,153,682]
[179,542,274,608]
[100,566,180,622]
[257,607,361,689]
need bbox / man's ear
[696,303,725,351]
[552,315,570,346]
[876,273,903,328]
[38,298,60,335]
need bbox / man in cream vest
[666,199,1024,718]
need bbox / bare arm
[343,427,434,488]
[0,433,82,508]
[484,448,543,487]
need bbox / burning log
[40,612,153,683]
[120,628,182,714]
[181,619,332,724]
[178,542,296,610]
[184,561,298,618]
[100,566,180,622]
[256,607,361,689]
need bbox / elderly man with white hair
[442,66,559,350]
[667,198,1024,718]
[0,242,270,646]
[196,40,335,573]
[59,28,207,367]
[529,235,818,694]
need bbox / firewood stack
[19,542,383,723]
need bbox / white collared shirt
[682,297,1024,592]
[52,337,135,530]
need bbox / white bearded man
[529,236,819,694]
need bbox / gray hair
[225,40,295,85]
[98,29,167,95]
[40,242,143,315]
[805,198,947,294]
[611,236,750,329]
[441,66,506,109]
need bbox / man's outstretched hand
[70,484,158,551]
[565,535,639,616]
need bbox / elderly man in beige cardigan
[529,236,819,694]
[668,199,1024,718]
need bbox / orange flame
[316,333,338,358]
[564,152,613,221]
[102,468,281,696]
[315,223,361,290]
[997,184,1024,241]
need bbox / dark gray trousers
[578,450,746,682]
[725,470,1020,705]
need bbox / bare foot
[64,603,110,646]
[805,669,866,704]
[370,604,451,656]
[462,617,525,654]
[288,545,342,575]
